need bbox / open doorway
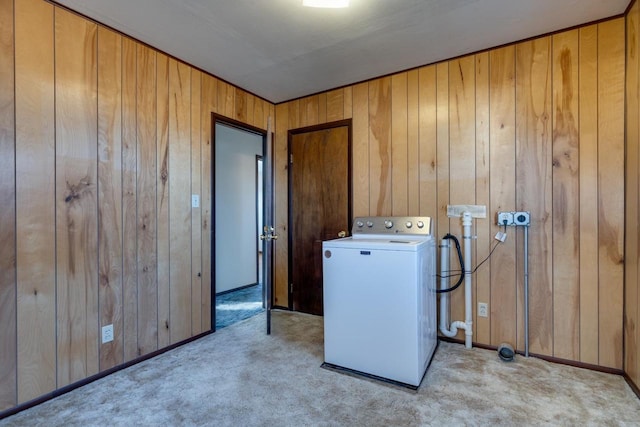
[214,121,264,329]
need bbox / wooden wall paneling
[578,25,600,365]
[54,8,99,385]
[407,69,420,216]
[448,57,476,337]
[474,53,491,344]
[191,70,202,335]
[369,77,392,216]
[343,86,353,120]
[97,26,124,371]
[435,61,450,238]
[625,2,640,384]
[157,53,171,347]
[488,46,517,347]
[200,74,216,330]
[169,59,193,343]
[597,18,625,369]
[352,83,370,217]
[234,87,248,123]
[274,103,290,307]
[326,89,344,122]
[253,98,265,130]
[14,0,56,404]
[318,92,327,123]
[391,73,409,215]
[417,66,437,219]
[267,104,275,132]
[245,94,255,128]
[551,30,580,360]
[121,37,138,362]
[515,38,553,355]
[217,80,234,118]
[435,62,450,324]
[300,95,319,127]
[136,44,158,356]
[0,0,17,409]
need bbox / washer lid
[323,235,431,251]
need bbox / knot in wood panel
[64,176,93,204]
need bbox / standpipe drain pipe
[462,212,473,349]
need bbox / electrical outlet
[514,211,530,226]
[478,302,488,318]
[101,324,114,344]
[497,212,514,226]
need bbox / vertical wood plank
[449,56,476,338]
[597,18,625,369]
[551,30,580,360]
[578,25,600,365]
[625,2,639,384]
[407,70,420,216]
[169,59,192,343]
[352,83,369,217]
[343,86,353,120]
[191,70,202,336]
[245,94,255,128]
[391,73,408,216]
[55,8,99,386]
[489,46,517,347]
[515,38,553,355]
[369,77,392,216]
[318,92,327,123]
[253,98,265,130]
[0,0,17,409]
[136,44,157,356]
[121,37,138,362]
[435,62,449,269]
[200,74,215,329]
[217,80,234,118]
[97,26,123,371]
[418,66,437,218]
[234,87,247,123]
[300,95,319,127]
[157,53,171,346]
[326,89,344,122]
[474,53,491,344]
[274,103,290,307]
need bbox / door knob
[338,230,347,238]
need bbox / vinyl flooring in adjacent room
[215,283,264,330]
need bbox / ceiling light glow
[303,0,350,8]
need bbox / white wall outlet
[192,194,200,208]
[101,324,114,344]
[478,302,488,318]
[497,212,514,226]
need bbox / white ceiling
[54,0,629,103]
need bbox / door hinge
[290,283,293,293]
[290,154,293,164]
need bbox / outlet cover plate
[478,302,488,318]
[101,324,114,344]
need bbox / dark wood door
[290,123,350,315]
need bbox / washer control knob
[384,220,393,229]
[366,221,374,228]
[417,221,424,228]
[406,221,413,228]
[356,221,364,228]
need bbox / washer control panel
[351,216,432,235]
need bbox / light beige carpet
[2,310,639,426]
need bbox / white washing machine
[322,216,437,388]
